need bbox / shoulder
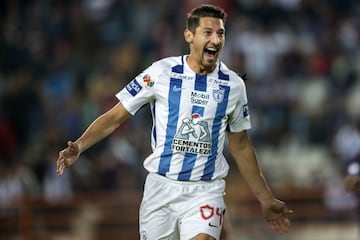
[219,61,246,88]
[151,56,183,70]
[141,56,183,85]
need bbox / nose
[210,33,220,45]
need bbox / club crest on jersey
[213,88,225,103]
[142,74,154,87]
[126,79,142,96]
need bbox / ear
[184,29,193,43]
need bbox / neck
[186,55,215,75]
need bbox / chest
[155,73,233,120]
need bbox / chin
[205,61,217,68]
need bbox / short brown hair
[186,4,226,33]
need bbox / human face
[185,17,225,74]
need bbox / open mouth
[204,47,218,58]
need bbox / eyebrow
[202,27,225,32]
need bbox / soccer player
[57,4,292,240]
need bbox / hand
[57,141,80,176]
[262,198,293,234]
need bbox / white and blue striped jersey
[116,55,251,181]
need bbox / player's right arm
[57,102,131,176]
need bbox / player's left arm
[227,130,293,234]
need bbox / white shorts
[139,173,226,240]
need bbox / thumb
[67,140,75,147]
[283,207,293,215]
[271,200,285,212]
[271,200,293,215]
[67,141,79,153]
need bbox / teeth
[206,48,217,51]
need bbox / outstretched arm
[57,102,131,176]
[227,130,292,234]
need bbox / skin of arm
[57,102,131,176]
[227,130,292,233]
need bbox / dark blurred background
[0,0,359,239]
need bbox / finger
[283,208,293,216]
[57,151,66,164]
[57,154,62,167]
[283,217,291,227]
[58,149,68,163]
[57,163,64,176]
[56,155,65,176]
[279,218,290,233]
[267,221,276,232]
[268,220,283,233]
[275,220,285,233]
[268,217,290,234]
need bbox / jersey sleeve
[227,78,252,132]
[115,64,156,115]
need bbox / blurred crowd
[0,0,359,213]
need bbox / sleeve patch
[126,79,143,96]
[243,104,249,117]
[142,74,154,87]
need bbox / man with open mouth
[57,4,292,240]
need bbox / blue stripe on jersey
[218,64,229,80]
[158,64,184,176]
[201,85,230,180]
[201,66,230,180]
[172,58,184,73]
[178,75,207,180]
[178,105,205,181]
[194,74,207,91]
